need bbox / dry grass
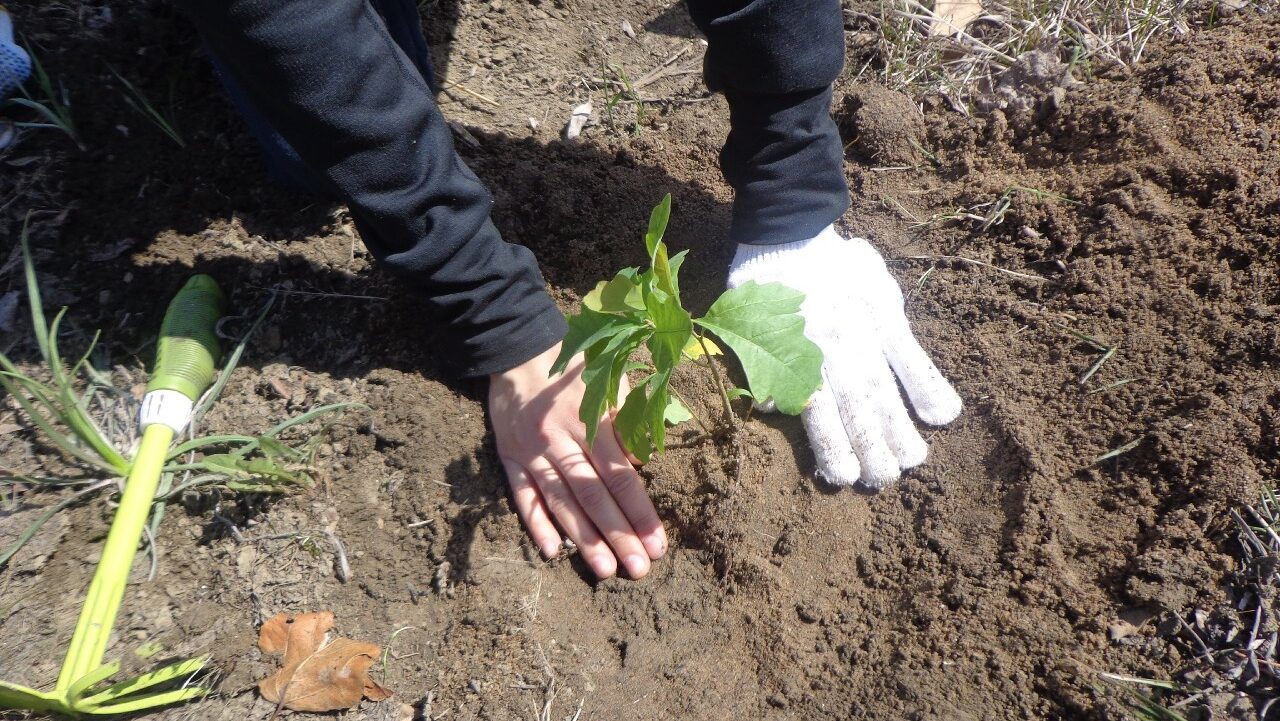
[849,0,1261,110]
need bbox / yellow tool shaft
[56,424,174,690]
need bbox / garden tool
[0,275,226,717]
[0,5,30,100]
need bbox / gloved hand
[727,225,962,488]
[0,5,31,100]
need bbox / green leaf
[646,370,673,454]
[694,281,823,415]
[606,330,649,422]
[0,679,63,713]
[643,195,680,300]
[614,379,654,463]
[651,243,676,298]
[668,250,688,297]
[579,327,647,445]
[726,387,753,401]
[613,370,674,462]
[645,293,692,373]
[664,397,692,426]
[199,454,310,489]
[644,194,672,258]
[256,436,298,461]
[78,657,208,709]
[552,309,642,376]
[583,271,645,314]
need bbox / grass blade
[66,661,121,702]
[153,474,223,502]
[193,294,275,425]
[5,97,66,128]
[166,434,258,461]
[263,402,367,439]
[0,479,113,569]
[108,66,185,148]
[1085,378,1138,395]
[1091,437,1143,466]
[0,372,122,474]
[82,685,209,715]
[1079,345,1117,385]
[18,213,50,361]
[79,657,207,708]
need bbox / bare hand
[488,343,667,579]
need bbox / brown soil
[2,2,1278,720]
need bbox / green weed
[109,66,185,148]
[4,41,81,147]
[0,216,362,568]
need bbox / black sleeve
[177,0,566,377]
[686,0,851,245]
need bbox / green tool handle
[146,275,226,401]
[57,275,225,690]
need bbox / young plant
[4,41,81,148]
[109,66,185,148]
[602,63,645,135]
[551,194,823,462]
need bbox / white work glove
[0,5,31,100]
[727,225,962,488]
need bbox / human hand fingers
[525,455,619,579]
[500,458,562,559]
[878,313,963,425]
[548,439,654,579]
[824,334,922,488]
[843,237,962,425]
[587,420,666,560]
[800,377,862,486]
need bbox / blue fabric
[0,33,31,100]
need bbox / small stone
[1107,619,1138,641]
[796,603,820,624]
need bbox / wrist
[728,225,845,287]
[490,341,562,385]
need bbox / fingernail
[590,556,617,579]
[539,542,559,559]
[623,554,649,579]
[643,531,667,559]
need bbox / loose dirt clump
[837,82,926,165]
[1,2,1277,720]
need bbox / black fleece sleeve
[686,0,851,245]
[177,0,566,377]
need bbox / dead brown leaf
[930,0,982,36]
[257,611,393,712]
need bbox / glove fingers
[824,348,905,489]
[842,235,962,426]
[870,372,929,471]
[800,379,862,486]
[880,316,963,426]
